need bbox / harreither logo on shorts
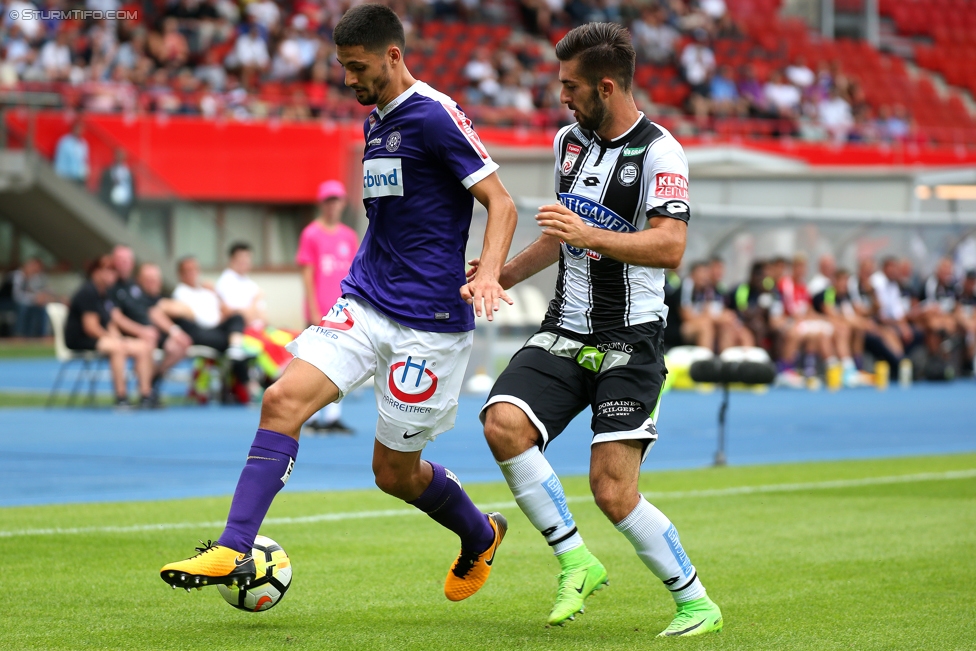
[363,158,404,199]
[388,356,438,403]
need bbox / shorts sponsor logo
[442,103,489,159]
[618,162,640,186]
[368,137,382,146]
[597,399,643,418]
[320,301,355,331]
[362,158,404,198]
[596,342,634,354]
[654,173,689,199]
[385,131,401,152]
[382,394,433,414]
[388,356,438,403]
[561,143,582,175]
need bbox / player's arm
[462,172,518,319]
[536,204,687,269]
[466,234,561,290]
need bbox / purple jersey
[340,82,498,332]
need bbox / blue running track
[0,359,973,506]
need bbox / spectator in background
[680,260,750,353]
[732,260,775,351]
[65,255,155,407]
[918,257,960,369]
[871,256,918,355]
[117,262,193,401]
[296,180,358,433]
[763,69,801,119]
[957,270,976,373]
[679,29,715,99]
[99,148,136,220]
[229,22,270,82]
[12,257,59,337]
[631,6,679,65]
[738,63,769,117]
[53,121,89,184]
[807,253,835,297]
[785,56,815,90]
[708,64,744,117]
[38,29,72,81]
[215,242,266,328]
[817,86,853,143]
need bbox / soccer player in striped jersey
[474,23,723,637]
[160,4,518,603]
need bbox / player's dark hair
[555,22,635,92]
[228,242,251,258]
[333,4,405,53]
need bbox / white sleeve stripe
[461,161,499,189]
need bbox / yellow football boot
[444,512,507,602]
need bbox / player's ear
[387,44,402,67]
[599,78,614,98]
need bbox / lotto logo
[388,356,438,403]
[655,173,689,199]
[443,103,489,159]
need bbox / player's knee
[372,465,413,499]
[483,403,538,461]
[261,382,299,424]
[590,476,636,523]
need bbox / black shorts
[481,321,667,459]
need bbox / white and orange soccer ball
[217,535,292,612]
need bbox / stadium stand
[1,0,974,144]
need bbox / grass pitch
[1,454,974,651]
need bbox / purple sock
[409,462,495,553]
[217,428,298,553]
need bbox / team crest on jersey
[561,143,582,175]
[386,131,402,152]
[617,162,640,186]
[388,356,438,404]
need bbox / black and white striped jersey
[543,113,691,334]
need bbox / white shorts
[285,295,473,452]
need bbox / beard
[353,65,392,106]
[575,88,610,132]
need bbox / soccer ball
[217,535,292,612]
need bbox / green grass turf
[1,454,974,650]
[0,340,54,358]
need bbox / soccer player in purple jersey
[160,4,518,603]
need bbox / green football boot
[657,595,723,637]
[547,547,609,625]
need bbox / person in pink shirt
[296,179,359,432]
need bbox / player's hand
[536,204,593,249]
[461,272,512,321]
[465,258,480,281]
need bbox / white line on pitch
[1,469,973,538]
